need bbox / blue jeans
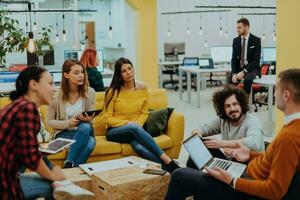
[56,122,96,166]
[106,124,164,163]
[20,173,53,200]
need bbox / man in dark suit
[231,18,261,94]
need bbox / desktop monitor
[182,57,199,66]
[64,50,104,72]
[262,47,276,63]
[27,50,55,66]
[199,58,213,69]
[210,46,232,63]
[164,43,185,55]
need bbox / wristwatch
[243,68,248,74]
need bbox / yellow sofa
[0,89,184,166]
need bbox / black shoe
[165,160,180,173]
[63,161,74,169]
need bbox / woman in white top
[47,59,96,168]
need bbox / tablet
[39,138,75,154]
[82,109,102,117]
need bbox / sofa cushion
[121,134,173,156]
[90,136,122,155]
[143,107,174,137]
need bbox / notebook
[39,138,75,154]
[183,134,246,178]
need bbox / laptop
[183,134,246,178]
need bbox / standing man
[231,18,261,94]
[165,68,300,200]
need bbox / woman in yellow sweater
[103,57,179,173]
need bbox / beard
[227,111,243,123]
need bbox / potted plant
[0,10,27,67]
[35,26,54,66]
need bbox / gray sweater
[199,112,264,152]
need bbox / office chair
[162,55,179,90]
[181,57,199,91]
[238,64,270,112]
[203,58,223,86]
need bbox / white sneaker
[53,180,94,200]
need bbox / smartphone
[82,109,102,117]
[143,168,167,176]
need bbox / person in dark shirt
[80,48,105,92]
[0,67,66,199]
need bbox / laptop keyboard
[208,159,232,170]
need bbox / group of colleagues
[0,17,300,200]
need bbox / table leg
[266,85,274,136]
[196,72,201,107]
[187,71,191,104]
[159,64,163,88]
[179,69,183,100]
[201,72,206,90]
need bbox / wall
[157,0,276,60]
[126,0,158,88]
[276,0,300,132]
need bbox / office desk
[178,66,231,107]
[158,61,182,88]
[253,75,276,136]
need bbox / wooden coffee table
[91,166,170,200]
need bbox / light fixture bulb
[219,27,223,35]
[56,34,59,42]
[273,33,276,41]
[81,43,85,50]
[225,31,228,38]
[262,33,266,40]
[27,32,36,53]
[198,27,203,35]
[62,29,67,42]
[108,26,113,39]
[33,22,37,31]
[204,40,208,47]
[186,27,191,35]
[167,30,171,37]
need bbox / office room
[0,0,300,199]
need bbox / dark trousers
[165,168,253,200]
[229,70,258,94]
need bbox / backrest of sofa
[93,89,168,136]
[0,89,168,137]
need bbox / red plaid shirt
[0,97,42,200]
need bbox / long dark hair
[212,84,249,120]
[10,67,47,101]
[61,59,89,102]
[104,57,135,109]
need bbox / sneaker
[165,160,181,173]
[53,180,94,200]
[63,161,74,169]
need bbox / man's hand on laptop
[203,139,223,149]
[205,167,233,185]
[223,142,250,162]
[191,129,202,136]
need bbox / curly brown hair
[212,84,249,120]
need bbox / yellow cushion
[0,97,11,108]
[90,136,122,155]
[121,134,173,156]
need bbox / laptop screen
[183,135,213,169]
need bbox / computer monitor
[64,50,104,72]
[262,47,276,63]
[182,57,199,66]
[210,46,232,63]
[199,58,213,69]
[164,43,185,55]
[27,50,55,66]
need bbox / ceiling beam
[161,9,231,15]
[195,5,276,9]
